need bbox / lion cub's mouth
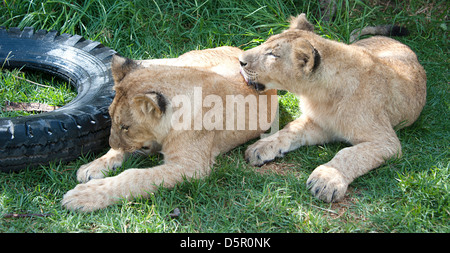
[240,68,266,91]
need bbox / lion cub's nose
[239,60,247,67]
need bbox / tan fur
[239,14,426,202]
[62,47,277,212]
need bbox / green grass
[0,0,448,233]
[0,69,76,117]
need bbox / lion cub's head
[108,55,171,153]
[239,13,321,92]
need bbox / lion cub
[240,14,426,202]
[62,47,277,211]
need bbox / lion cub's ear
[288,13,314,32]
[111,54,140,84]
[132,92,167,120]
[292,38,321,74]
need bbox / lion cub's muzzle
[239,62,266,92]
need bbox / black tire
[0,27,116,172]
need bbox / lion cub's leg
[63,133,214,212]
[307,130,402,202]
[63,155,212,212]
[76,148,126,183]
[245,115,333,166]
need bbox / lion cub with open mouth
[240,14,426,202]
[62,47,277,212]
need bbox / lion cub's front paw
[76,150,124,183]
[61,179,115,212]
[245,137,289,166]
[306,165,348,202]
[76,161,109,183]
[306,165,348,203]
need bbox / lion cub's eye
[120,124,130,131]
[266,51,279,58]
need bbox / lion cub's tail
[349,25,409,43]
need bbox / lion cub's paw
[61,179,114,212]
[76,161,109,183]
[245,137,289,166]
[306,165,348,202]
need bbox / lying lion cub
[240,14,426,202]
[62,47,277,211]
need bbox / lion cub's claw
[306,165,348,203]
